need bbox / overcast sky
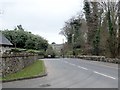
[0,0,84,44]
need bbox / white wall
[0,46,12,54]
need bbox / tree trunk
[118,1,120,58]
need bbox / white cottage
[0,33,13,53]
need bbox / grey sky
[0,0,84,44]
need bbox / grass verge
[2,60,46,81]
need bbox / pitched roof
[0,33,13,46]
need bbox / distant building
[0,33,13,53]
[51,44,63,55]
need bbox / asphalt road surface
[2,58,118,88]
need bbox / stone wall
[0,53,43,77]
[65,55,120,64]
[77,55,120,64]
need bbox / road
[2,58,118,88]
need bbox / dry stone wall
[77,55,120,64]
[0,53,42,77]
[65,55,120,64]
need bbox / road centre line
[64,61,88,70]
[78,59,119,70]
[64,61,76,66]
[64,61,69,63]
[69,63,76,66]
[64,61,67,63]
[93,71,116,80]
[77,66,88,70]
[64,59,118,70]
[63,60,117,80]
[65,62,117,79]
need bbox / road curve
[2,58,118,88]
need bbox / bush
[10,48,26,52]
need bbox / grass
[2,60,45,81]
[0,77,2,81]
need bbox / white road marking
[40,59,60,61]
[64,61,67,63]
[64,61,68,63]
[69,63,76,66]
[78,59,119,70]
[93,71,116,80]
[64,61,89,70]
[78,66,88,70]
[63,60,116,80]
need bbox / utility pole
[62,39,64,58]
[72,34,75,57]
